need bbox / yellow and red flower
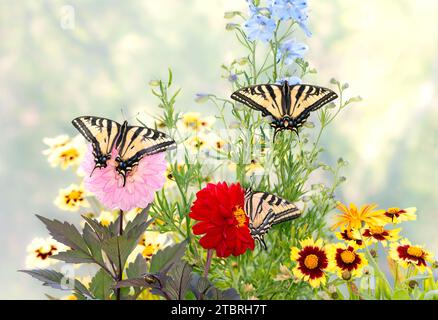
[328,243,368,279]
[290,238,329,288]
[335,227,368,248]
[189,182,255,258]
[331,202,387,231]
[389,239,433,271]
[383,207,417,224]
[361,225,400,246]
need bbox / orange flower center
[369,225,384,235]
[304,254,319,269]
[233,207,247,228]
[340,250,356,264]
[407,246,423,258]
[64,190,84,204]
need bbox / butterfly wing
[231,84,285,119]
[115,125,176,184]
[244,189,301,249]
[287,84,338,126]
[72,116,121,168]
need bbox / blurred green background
[1,0,437,299]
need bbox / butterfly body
[72,116,176,186]
[231,81,338,140]
[244,188,301,249]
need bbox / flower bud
[370,249,377,258]
[408,280,418,289]
[149,80,160,87]
[342,270,352,281]
[224,11,240,19]
[225,23,239,31]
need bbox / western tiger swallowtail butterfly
[231,81,338,141]
[72,116,176,186]
[244,188,301,249]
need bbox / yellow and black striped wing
[231,84,285,119]
[72,116,121,160]
[287,84,338,121]
[116,125,176,166]
[244,189,301,248]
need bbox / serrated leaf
[20,269,93,299]
[81,215,112,240]
[36,215,89,253]
[124,205,152,235]
[165,261,192,300]
[83,223,104,265]
[51,249,95,264]
[126,254,148,279]
[90,269,114,300]
[149,240,187,274]
[101,235,139,274]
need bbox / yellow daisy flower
[290,238,329,288]
[361,225,401,247]
[26,237,67,268]
[335,227,369,248]
[185,133,208,151]
[45,135,85,170]
[331,202,387,231]
[389,239,434,272]
[54,184,89,212]
[245,158,264,177]
[61,295,78,300]
[181,112,215,132]
[137,231,173,261]
[97,211,117,227]
[383,207,417,224]
[327,243,368,279]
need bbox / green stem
[115,209,123,300]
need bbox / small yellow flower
[327,243,368,279]
[138,231,173,261]
[61,294,78,300]
[331,202,387,231]
[44,135,85,170]
[54,184,89,212]
[185,134,208,151]
[290,238,329,288]
[383,207,417,224]
[26,237,67,268]
[335,227,369,248]
[389,239,433,272]
[245,158,264,177]
[181,112,215,132]
[361,225,401,246]
[97,211,116,227]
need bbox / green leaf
[82,223,104,265]
[89,269,114,300]
[36,215,89,253]
[392,289,411,300]
[424,290,438,300]
[19,269,93,299]
[149,240,187,274]
[126,254,148,279]
[81,215,112,240]
[165,261,192,300]
[51,249,95,264]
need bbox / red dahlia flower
[189,182,255,258]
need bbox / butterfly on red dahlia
[189,182,301,257]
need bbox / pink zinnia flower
[81,146,167,211]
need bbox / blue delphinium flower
[277,39,308,64]
[269,0,312,37]
[228,73,238,82]
[276,76,302,85]
[244,14,277,43]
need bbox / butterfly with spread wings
[72,116,176,186]
[231,81,338,141]
[244,188,301,249]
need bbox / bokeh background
[1,0,437,299]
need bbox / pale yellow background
[0,0,437,299]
